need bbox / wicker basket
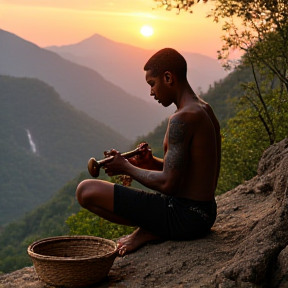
[27,235,118,287]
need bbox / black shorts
[113,184,217,240]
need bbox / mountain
[0,75,131,225]
[45,33,227,102]
[0,29,173,140]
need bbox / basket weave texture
[27,235,118,287]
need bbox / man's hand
[128,143,153,169]
[103,149,129,177]
[103,143,155,176]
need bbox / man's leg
[76,179,133,226]
[76,179,161,255]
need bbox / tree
[216,85,288,194]
[210,0,288,189]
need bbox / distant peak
[81,33,117,44]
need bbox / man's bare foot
[117,228,161,256]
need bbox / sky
[0,0,228,59]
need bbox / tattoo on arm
[166,119,188,171]
[137,170,158,183]
[130,119,188,188]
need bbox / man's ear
[164,71,173,84]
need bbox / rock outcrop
[1,138,288,288]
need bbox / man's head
[143,48,187,82]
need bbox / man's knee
[76,179,114,210]
[76,180,90,207]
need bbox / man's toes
[118,246,127,257]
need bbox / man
[76,48,221,256]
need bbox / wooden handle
[87,143,148,178]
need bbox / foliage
[66,209,134,240]
[0,172,86,273]
[217,91,288,194]
[210,0,288,145]
[153,0,209,13]
[215,62,288,192]
[210,0,288,60]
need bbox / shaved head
[144,48,187,81]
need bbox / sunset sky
[0,0,228,58]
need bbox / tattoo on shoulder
[166,119,187,171]
[169,119,187,144]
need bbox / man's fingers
[109,149,119,156]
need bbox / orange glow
[0,1,224,58]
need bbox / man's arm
[106,113,192,195]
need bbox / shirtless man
[76,48,221,256]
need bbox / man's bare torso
[163,97,220,201]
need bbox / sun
[140,25,154,37]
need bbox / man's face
[145,70,172,107]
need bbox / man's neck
[174,83,197,110]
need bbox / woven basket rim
[27,235,118,262]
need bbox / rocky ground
[1,138,288,288]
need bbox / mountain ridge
[0,29,172,140]
[45,33,227,102]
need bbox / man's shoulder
[167,110,201,136]
[170,105,204,122]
